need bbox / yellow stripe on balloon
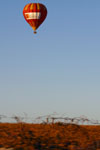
[37,3,40,10]
[32,21,35,27]
[32,26,36,31]
[30,3,34,10]
[25,4,30,11]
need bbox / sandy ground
[0,148,13,150]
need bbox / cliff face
[0,123,100,150]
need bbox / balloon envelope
[23,3,47,33]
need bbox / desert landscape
[0,122,100,150]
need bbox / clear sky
[0,0,100,120]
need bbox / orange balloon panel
[23,3,47,33]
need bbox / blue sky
[0,0,100,120]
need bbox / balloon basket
[34,31,37,34]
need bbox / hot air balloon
[23,3,47,34]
